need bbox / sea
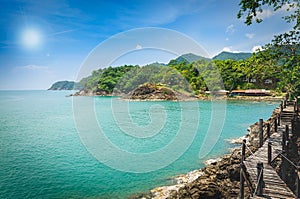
[0,90,279,199]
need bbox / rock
[126,83,178,101]
[205,158,221,166]
[226,164,240,181]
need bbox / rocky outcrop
[139,106,282,199]
[69,89,112,96]
[125,84,177,100]
[122,84,196,101]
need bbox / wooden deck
[243,104,297,198]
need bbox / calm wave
[0,90,278,198]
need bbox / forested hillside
[75,49,299,96]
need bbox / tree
[237,0,300,97]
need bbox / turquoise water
[0,91,278,198]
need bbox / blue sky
[0,0,294,90]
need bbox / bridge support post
[256,162,264,196]
[259,119,263,147]
[278,113,281,126]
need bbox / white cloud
[226,24,235,34]
[252,45,263,52]
[222,46,240,53]
[225,38,229,41]
[245,33,255,39]
[252,4,296,21]
[135,44,142,50]
[17,65,49,70]
[222,47,231,52]
[255,9,274,20]
[15,64,55,75]
[279,3,298,13]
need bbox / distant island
[48,50,289,100]
[48,81,83,90]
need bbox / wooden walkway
[243,104,297,198]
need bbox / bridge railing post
[256,162,264,196]
[267,123,270,138]
[291,118,295,136]
[274,116,278,132]
[282,130,286,152]
[285,125,289,142]
[242,139,246,161]
[295,97,298,114]
[294,97,297,113]
[259,119,263,147]
[281,152,288,182]
[296,163,300,198]
[268,141,272,164]
[240,163,245,199]
[240,139,246,199]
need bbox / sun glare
[21,29,42,49]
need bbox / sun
[21,29,42,49]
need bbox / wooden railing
[239,96,299,198]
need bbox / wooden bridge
[240,99,299,198]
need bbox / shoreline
[132,104,281,199]
[68,90,283,102]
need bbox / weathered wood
[285,124,289,143]
[259,119,263,147]
[297,165,300,198]
[243,103,297,199]
[256,162,264,196]
[242,139,246,161]
[268,141,271,164]
[281,153,287,182]
[282,127,286,151]
[267,123,270,138]
[240,163,245,199]
[240,139,247,199]
[274,118,278,132]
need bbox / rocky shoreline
[69,90,283,103]
[131,105,281,199]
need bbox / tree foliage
[237,0,300,97]
[79,54,295,96]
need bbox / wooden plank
[243,104,297,198]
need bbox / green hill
[213,51,252,60]
[48,81,83,90]
[170,53,210,64]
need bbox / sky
[0,0,294,90]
